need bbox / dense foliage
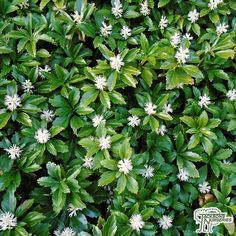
[0,0,236,235]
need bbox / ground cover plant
[0,0,236,235]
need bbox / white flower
[184,33,193,41]
[140,0,150,16]
[144,102,157,115]
[216,23,229,36]
[71,10,82,24]
[198,181,211,194]
[158,215,173,229]
[177,83,184,89]
[34,128,51,144]
[18,0,29,9]
[157,125,167,136]
[128,115,140,127]
[110,54,124,72]
[83,156,93,169]
[67,204,81,217]
[22,80,34,93]
[226,89,236,101]
[159,16,168,29]
[40,110,55,122]
[170,32,181,48]
[208,0,223,10]
[223,160,231,165]
[100,21,112,37]
[198,94,211,108]
[5,144,22,160]
[92,114,105,127]
[99,135,111,150]
[52,4,66,13]
[177,168,190,182]
[0,212,17,231]
[129,214,144,231]
[39,65,51,78]
[163,103,173,114]
[121,26,132,39]
[142,165,154,178]
[175,47,190,64]
[188,9,199,23]
[112,0,123,18]
[54,227,76,236]
[4,94,21,111]
[94,75,107,90]
[118,159,133,174]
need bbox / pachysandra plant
[0,0,235,235]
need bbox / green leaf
[98,44,113,60]
[188,134,200,149]
[121,74,137,87]
[110,91,126,104]
[15,199,34,217]
[1,189,16,213]
[0,46,13,54]
[37,177,58,187]
[123,9,140,18]
[227,120,236,131]
[52,189,66,214]
[76,106,94,115]
[107,71,118,91]
[166,68,194,90]
[202,137,213,156]
[158,0,170,7]
[141,68,153,87]
[184,161,199,178]
[92,226,102,236]
[209,12,219,23]
[47,162,61,179]
[0,112,11,129]
[215,50,235,59]
[182,65,203,79]
[149,116,159,132]
[214,149,232,160]
[59,181,70,193]
[141,208,154,220]
[176,132,184,151]
[116,174,127,194]
[182,151,202,162]
[70,116,83,135]
[198,111,208,127]
[14,226,30,236]
[101,159,117,170]
[103,215,117,236]
[180,116,195,127]
[16,112,32,127]
[40,0,50,10]
[23,211,46,227]
[98,171,116,186]
[140,33,149,53]
[100,91,111,108]
[192,23,200,36]
[206,119,221,128]
[126,176,138,194]
[78,22,96,37]
[156,112,173,121]
[80,91,99,106]
[37,48,51,58]
[46,142,57,156]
